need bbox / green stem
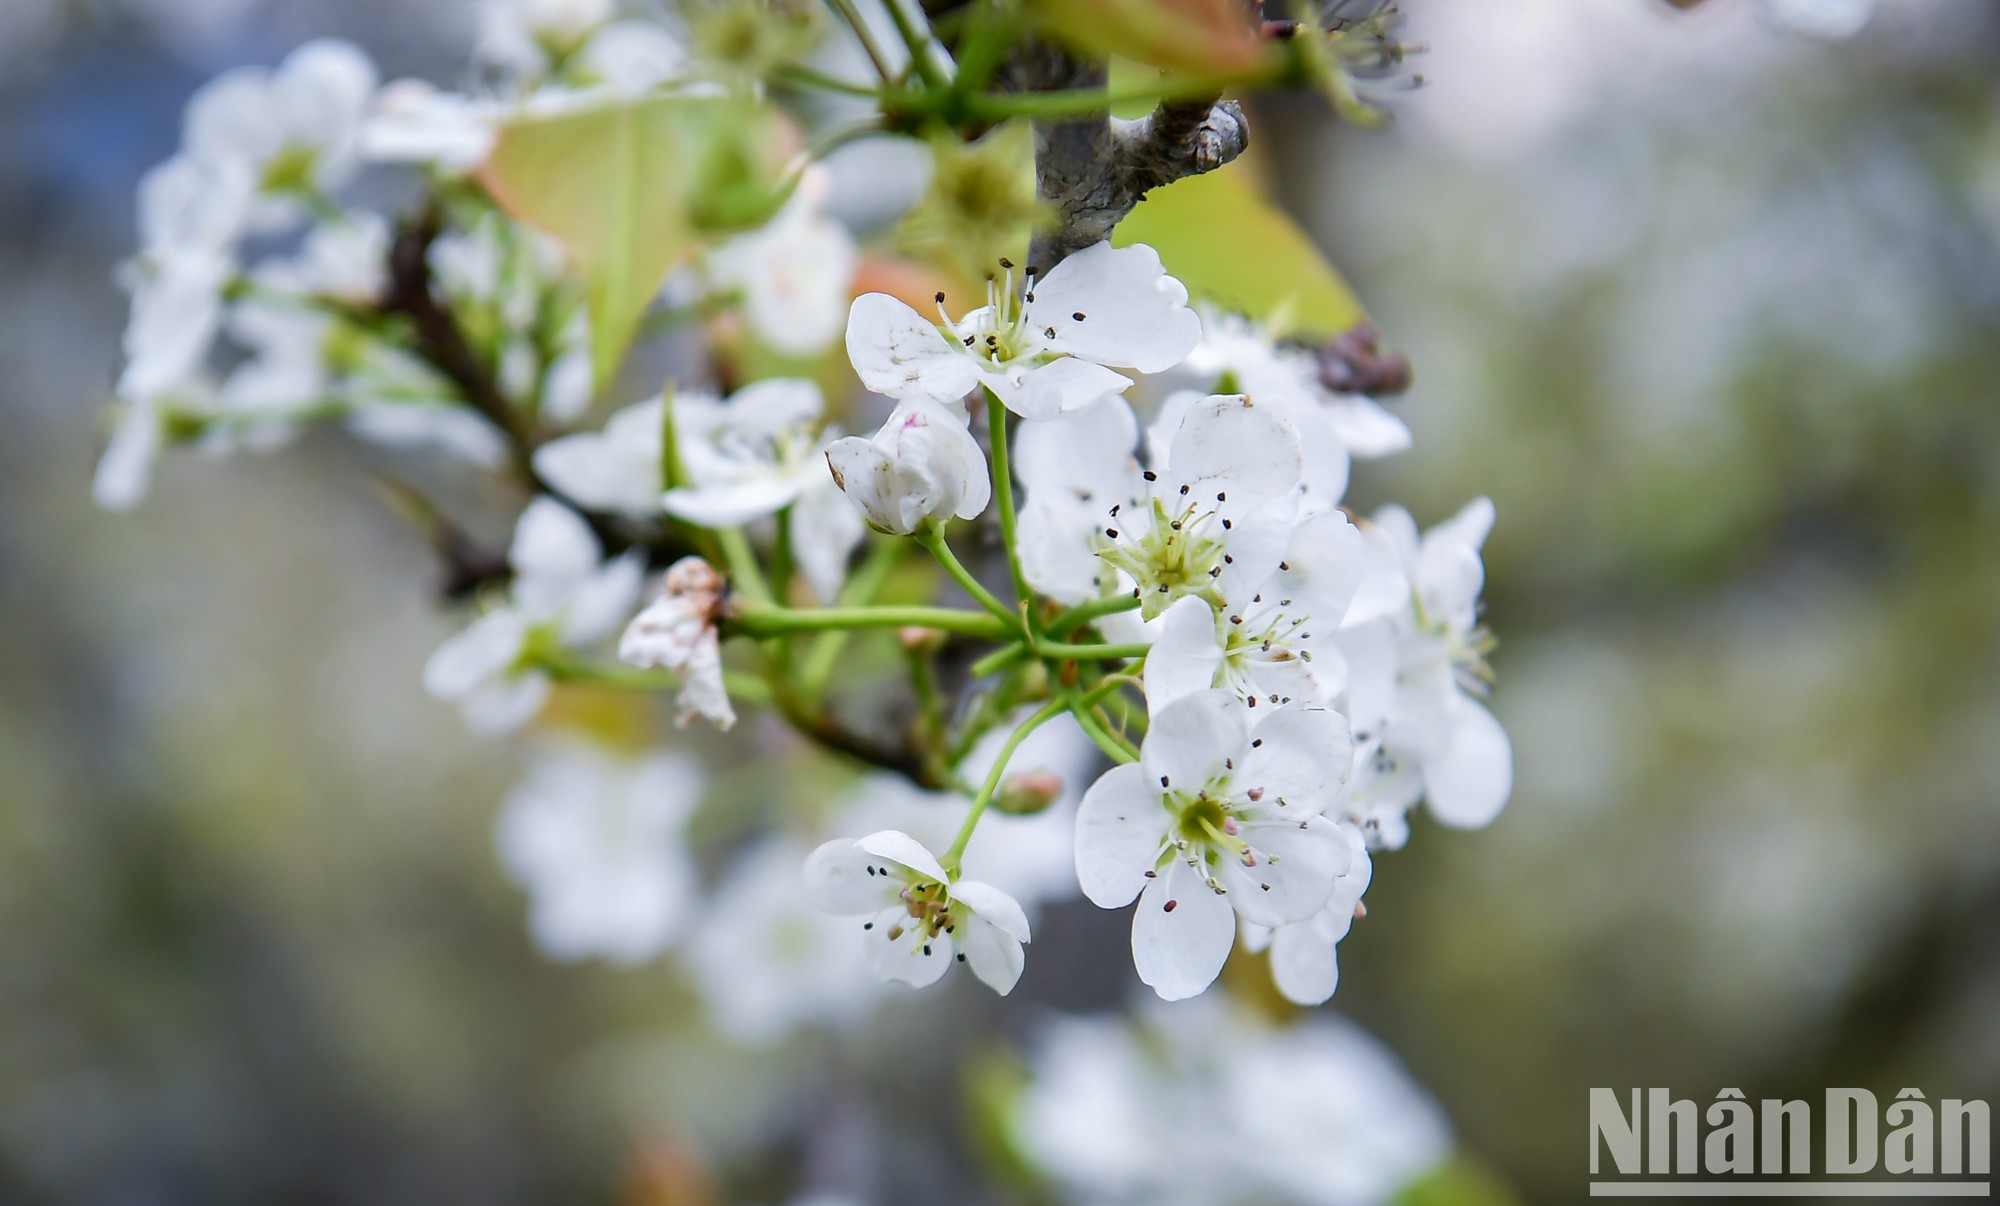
[881,0,948,88]
[916,528,1018,627]
[982,388,1036,632]
[943,697,1069,870]
[801,536,902,698]
[822,0,897,81]
[1036,640,1151,662]
[731,602,1010,640]
[1064,689,1140,764]
[536,653,772,705]
[774,63,886,99]
[1046,592,1143,638]
[968,642,1031,679]
[717,526,772,603]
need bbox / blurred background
[2,0,1997,1201]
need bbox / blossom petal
[1269,918,1341,1005]
[958,913,1026,994]
[802,838,898,915]
[861,906,952,987]
[662,474,806,527]
[1144,596,1224,711]
[424,608,528,699]
[950,878,1031,944]
[1140,690,1247,798]
[993,356,1132,420]
[1165,394,1302,516]
[1074,764,1170,908]
[846,292,979,404]
[1132,861,1234,1001]
[1424,696,1512,829]
[1221,813,1346,928]
[855,828,951,884]
[1031,241,1202,373]
[1240,703,1352,817]
[1324,395,1412,458]
[510,497,601,584]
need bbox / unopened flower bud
[992,770,1064,816]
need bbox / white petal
[558,552,645,645]
[855,828,951,884]
[1140,690,1247,797]
[1073,764,1170,908]
[1269,919,1341,1005]
[950,878,1031,944]
[957,913,1026,995]
[1424,696,1512,829]
[788,482,866,603]
[1221,814,1346,928]
[1143,595,1224,711]
[862,908,953,987]
[845,292,980,404]
[1323,395,1411,458]
[460,672,551,735]
[510,497,601,583]
[1240,703,1352,817]
[1131,861,1234,1001]
[1165,394,1302,515]
[1031,242,1202,373]
[673,630,736,730]
[802,838,898,915]
[423,609,527,699]
[994,356,1132,420]
[663,473,804,527]
[532,428,660,517]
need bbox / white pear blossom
[706,168,858,355]
[115,155,253,401]
[1179,308,1411,514]
[824,399,990,535]
[836,710,1100,917]
[1075,690,1354,1000]
[1240,823,1372,1006]
[804,830,1031,994]
[536,379,865,602]
[1058,393,1305,616]
[1143,508,1368,714]
[93,380,221,513]
[844,241,1202,419]
[361,80,502,172]
[685,836,885,1046]
[182,39,378,227]
[619,555,736,729]
[496,741,701,963]
[428,213,593,423]
[424,497,645,734]
[1014,394,1144,603]
[476,0,616,80]
[1015,1005,1451,1206]
[1338,498,1512,847]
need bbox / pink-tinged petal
[1424,696,1512,829]
[958,913,1026,995]
[1131,861,1234,1001]
[1140,690,1247,800]
[845,292,979,404]
[1239,703,1352,817]
[855,829,951,884]
[1074,764,1171,908]
[1144,596,1225,711]
[802,839,898,915]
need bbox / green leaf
[481,94,789,387]
[1114,163,1367,339]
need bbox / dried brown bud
[1312,321,1413,397]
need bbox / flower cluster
[96,3,1496,1193]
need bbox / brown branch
[1000,38,1252,271]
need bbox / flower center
[887,878,956,943]
[1096,495,1227,619]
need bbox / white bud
[823,401,990,535]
